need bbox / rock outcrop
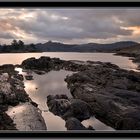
[47,94,93,130]
[0,65,47,130]
[7,102,47,130]
[65,64,140,130]
[22,56,140,130]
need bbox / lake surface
[0,52,138,71]
[2,52,138,131]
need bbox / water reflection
[82,116,115,131]
[24,70,72,131]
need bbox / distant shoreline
[0,51,114,54]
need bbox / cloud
[0,8,139,44]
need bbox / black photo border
[0,1,140,138]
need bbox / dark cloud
[0,9,139,44]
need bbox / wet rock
[0,64,46,130]
[65,64,140,130]
[21,56,87,72]
[13,74,24,81]
[34,70,46,75]
[0,111,17,130]
[65,117,90,130]
[47,95,92,121]
[6,102,47,130]
[64,99,92,121]
[132,55,140,63]
[25,75,33,80]
[47,95,71,116]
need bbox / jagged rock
[0,64,46,130]
[65,117,90,130]
[47,95,71,116]
[47,95,92,121]
[65,64,140,130]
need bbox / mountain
[35,41,139,52]
[115,44,140,57]
[0,40,138,53]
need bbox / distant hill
[115,44,140,54]
[0,40,139,53]
[35,41,139,52]
[115,44,140,57]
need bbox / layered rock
[65,64,140,130]
[47,94,93,130]
[22,56,140,130]
[0,65,47,130]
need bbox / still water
[1,52,138,131]
[0,52,138,71]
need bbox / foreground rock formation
[21,56,140,130]
[7,102,47,130]
[65,64,140,130]
[47,94,93,130]
[0,64,47,130]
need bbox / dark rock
[34,70,46,75]
[65,117,91,130]
[30,101,38,107]
[47,95,92,121]
[63,99,92,121]
[47,96,71,116]
[0,112,17,130]
[25,75,33,80]
[65,64,140,130]
[13,74,24,81]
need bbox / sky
[0,8,140,45]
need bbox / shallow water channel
[13,68,114,131]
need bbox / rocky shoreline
[20,56,140,130]
[0,56,140,130]
[115,49,140,70]
[0,64,47,130]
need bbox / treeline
[0,40,38,53]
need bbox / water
[1,52,138,131]
[0,52,138,71]
[24,70,73,131]
[15,67,114,131]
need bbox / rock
[0,111,17,130]
[64,99,92,121]
[133,55,140,63]
[25,74,33,80]
[65,117,90,130]
[0,64,45,130]
[13,74,24,81]
[21,57,53,70]
[21,56,87,72]
[34,70,46,75]
[47,95,71,116]
[65,64,140,130]
[47,95,92,121]
[6,102,47,130]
